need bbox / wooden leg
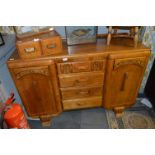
[114,107,125,118]
[107,26,112,45]
[114,28,117,34]
[134,26,139,48]
[130,27,134,37]
[40,115,52,127]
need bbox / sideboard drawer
[73,61,91,73]
[57,60,106,74]
[59,72,105,88]
[41,36,62,56]
[63,96,102,110]
[57,61,91,74]
[61,86,103,100]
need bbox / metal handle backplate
[24,47,35,53]
[46,44,56,49]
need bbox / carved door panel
[103,55,149,109]
[10,60,61,117]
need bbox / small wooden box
[16,30,62,59]
[16,39,42,59]
[40,35,62,56]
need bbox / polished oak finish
[40,115,52,127]
[8,59,62,125]
[8,38,150,125]
[40,35,62,56]
[56,56,106,111]
[58,72,105,88]
[16,30,62,59]
[61,86,103,100]
[63,96,102,110]
[103,52,150,116]
[16,40,42,59]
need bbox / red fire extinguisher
[2,93,30,129]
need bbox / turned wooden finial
[107,26,112,45]
[134,26,139,48]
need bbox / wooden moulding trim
[15,68,49,79]
[28,112,61,118]
[7,52,108,66]
[108,50,151,59]
[113,58,146,69]
[7,59,54,68]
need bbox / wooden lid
[16,30,61,43]
[16,28,60,40]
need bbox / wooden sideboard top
[8,38,150,63]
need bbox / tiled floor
[28,108,109,129]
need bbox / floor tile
[51,110,81,129]
[80,108,109,129]
[28,108,109,129]
[28,120,45,129]
[80,123,108,129]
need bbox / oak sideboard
[7,38,151,126]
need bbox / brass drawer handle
[80,91,89,94]
[80,77,89,82]
[77,103,84,106]
[75,78,88,85]
[76,90,90,95]
[46,44,56,49]
[75,80,80,85]
[24,47,35,53]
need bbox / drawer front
[16,41,42,59]
[59,72,105,88]
[57,60,106,74]
[63,96,102,110]
[73,61,91,73]
[58,61,91,74]
[41,36,62,56]
[61,86,103,100]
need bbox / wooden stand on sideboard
[7,38,151,126]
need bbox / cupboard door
[103,55,149,109]
[10,60,61,117]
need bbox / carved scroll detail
[60,63,73,74]
[16,68,49,79]
[91,61,105,71]
[114,59,145,70]
[59,60,106,74]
